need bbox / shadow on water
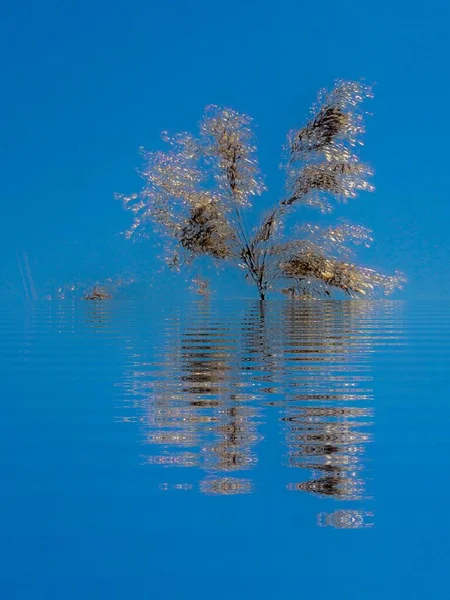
[87,299,403,528]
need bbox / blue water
[1,300,449,599]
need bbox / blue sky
[1,0,448,300]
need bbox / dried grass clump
[120,80,404,299]
[292,105,349,155]
[83,287,112,301]
[281,253,404,297]
[180,201,232,259]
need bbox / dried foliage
[281,253,403,297]
[190,276,211,298]
[83,286,112,301]
[121,81,404,299]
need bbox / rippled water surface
[1,300,449,599]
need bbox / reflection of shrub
[200,477,253,496]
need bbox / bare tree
[119,81,404,300]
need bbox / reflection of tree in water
[280,301,375,504]
[83,302,112,332]
[317,509,374,529]
[119,300,401,526]
[125,302,261,495]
